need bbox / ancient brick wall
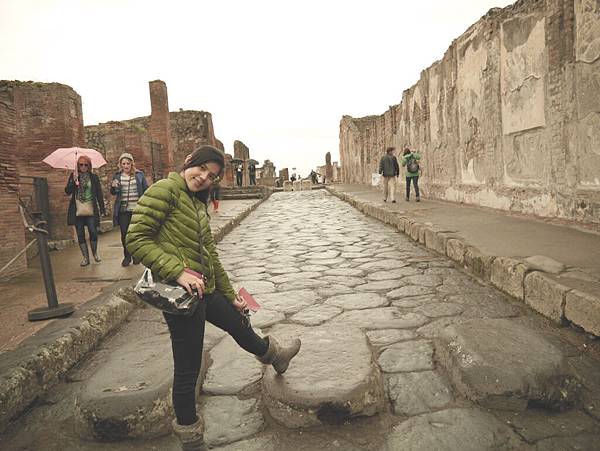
[6,81,85,240]
[0,83,27,280]
[170,110,218,167]
[340,0,600,224]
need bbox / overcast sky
[1,0,513,176]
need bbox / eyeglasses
[78,163,89,167]
[200,164,220,182]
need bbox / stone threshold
[327,187,600,338]
[0,194,271,434]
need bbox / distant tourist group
[378,146,421,203]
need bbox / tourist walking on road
[378,146,400,203]
[235,163,243,187]
[126,145,301,451]
[65,155,106,266]
[209,179,221,213]
[110,152,149,267]
[402,147,421,202]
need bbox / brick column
[8,81,85,241]
[0,83,27,279]
[149,80,174,176]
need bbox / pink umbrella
[42,147,107,170]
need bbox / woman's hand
[176,271,206,296]
[111,179,120,188]
[233,294,248,312]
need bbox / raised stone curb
[0,292,135,433]
[326,187,600,337]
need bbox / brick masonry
[0,83,27,280]
[339,0,600,225]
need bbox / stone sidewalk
[3,190,600,451]
[328,184,600,338]
[0,197,268,434]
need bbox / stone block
[464,246,495,281]
[435,319,580,411]
[262,325,384,428]
[300,179,312,190]
[283,181,293,191]
[565,289,600,337]
[409,222,422,241]
[382,408,523,450]
[523,255,566,274]
[203,396,264,447]
[524,272,570,324]
[446,238,466,264]
[396,217,408,233]
[418,226,427,244]
[292,180,302,191]
[490,257,528,300]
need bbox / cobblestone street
[2,190,600,450]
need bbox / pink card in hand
[238,287,261,312]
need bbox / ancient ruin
[340,0,600,224]
[0,79,270,279]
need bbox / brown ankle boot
[257,336,301,374]
[172,418,207,451]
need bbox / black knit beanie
[182,145,225,175]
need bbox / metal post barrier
[17,206,74,321]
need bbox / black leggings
[74,216,97,244]
[406,176,420,199]
[118,211,133,258]
[163,291,268,425]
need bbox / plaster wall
[339,0,600,224]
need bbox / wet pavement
[2,190,600,450]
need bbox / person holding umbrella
[65,155,106,266]
[110,152,149,267]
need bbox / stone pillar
[0,83,27,279]
[149,80,174,176]
[279,168,289,181]
[7,81,85,241]
[325,152,334,183]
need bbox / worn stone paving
[2,190,600,450]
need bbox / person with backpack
[378,146,400,203]
[402,147,421,202]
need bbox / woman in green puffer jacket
[126,146,301,451]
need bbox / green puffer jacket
[126,172,236,303]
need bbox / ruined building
[340,0,600,224]
[0,79,256,279]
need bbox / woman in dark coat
[65,155,106,266]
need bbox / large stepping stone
[436,318,581,411]
[202,396,264,447]
[203,337,264,395]
[262,325,384,428]
[382,408,523,451]
[73,309,210,440]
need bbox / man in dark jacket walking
[378,146,400,203]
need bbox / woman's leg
[119,211,132,264]
[86,217,101,262]
[413,176,420,200]
[205,292,267,356]
[75,218,89,266]
[405,177,411,200]
[163,303,207,425]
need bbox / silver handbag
[134,268,202,316]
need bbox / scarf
[77,172,92,202]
